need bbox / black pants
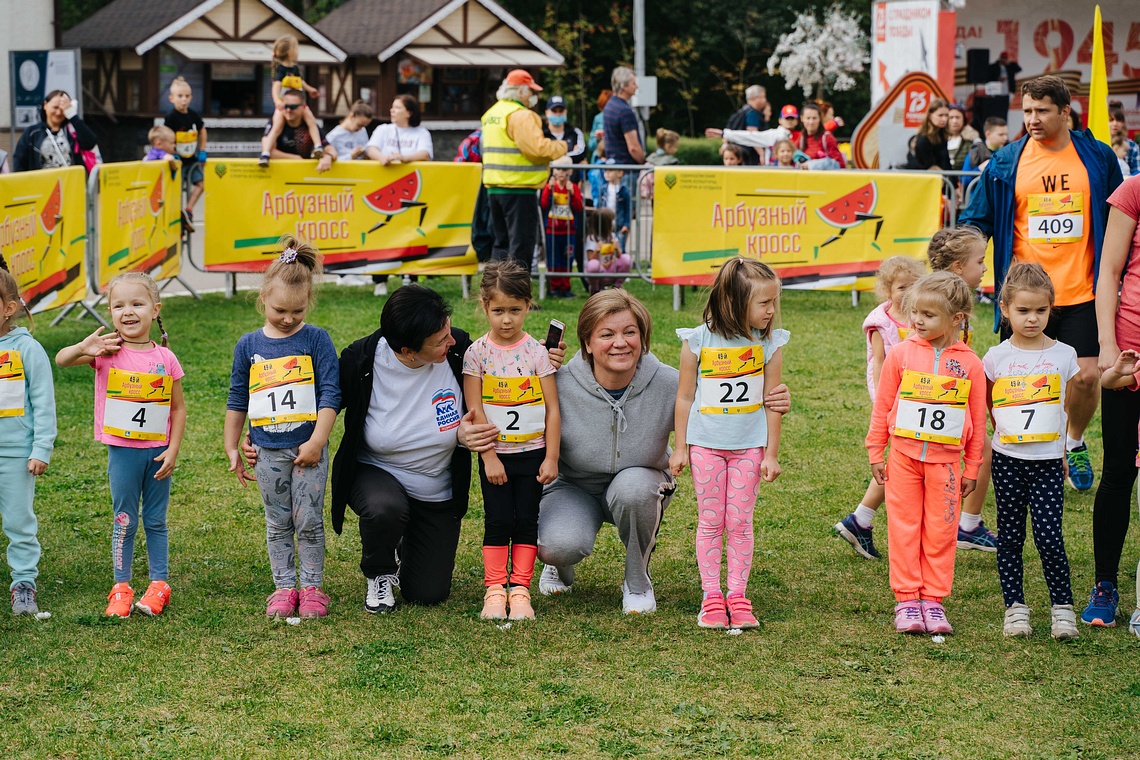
[489,192,539,268]
[479,448,544,546]
[349,463,462,605]
[992,451,1072,606]
[1092,386,1140,585]
[472,185,494,263]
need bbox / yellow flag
[1086,5,1109,141]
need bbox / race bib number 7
[482,375,545,442]
[1027,192,1084,244]
[248,355,317,427]
[0,350,26,417]
[699,345,764,415]
[103,368,172,441]
[893,370,971,445]
[991,374,1062,443]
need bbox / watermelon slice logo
[517,377,535,399]
[0,352,10,374]
[816,181,883,248]
[147,377,166,396]
[737,347,759,371]
[364,170,427,234]
[282,356,301,379]
[39,179,63,260]
[938,379,958,398]
[1031,375,1051,396]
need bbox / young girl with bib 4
[983,262,1080,639]
[867,271,987,635]
[56,273,186,617]
[224,238,340,620]
[670,258,789,630]
[462,260,560,620]
[0,256,56,615]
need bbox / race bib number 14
[103,368,172,441]
[699,345,764,415]
[893,370,971,445]
[248,355,317,427]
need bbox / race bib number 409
[1027,192,1084,244]
[699,345,764,415]
[103,368,172,441]
[482,375,545,442]
[893,370,971,446]
[248,355,317,427]
[992,374,1062,443]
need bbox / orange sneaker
[105,583,134,617]
[480,584,507,619]
[136,581,171,616]
[508,586,535,620]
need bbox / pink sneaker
[298,587,330,619]
[894,601,925,634]
[697,592,729,629]
[921,600,953,635]
[266,588,299,619]
[726,592,759,629]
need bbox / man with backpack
[724,86,771,165]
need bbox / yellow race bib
[248,355,317,427]
[991,374,1062,443]
[482,375,545,442]
[893,370,971,445]
[174,130,198,158]
[103,368,172,441]
[0,350,25,418]
[699,345,764,415]
[1027,192,1084,244]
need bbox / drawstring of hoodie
[597,386,629,433]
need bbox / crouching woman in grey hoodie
[526,290,790,614]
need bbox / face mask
[528,94,539,108]
[548,114,567,126]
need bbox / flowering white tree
[767,5,870,97]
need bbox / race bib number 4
[1027,192,1084,243]
[103,368,171,441]
[0,350,26,418]
[893,370,971,445]
[248,355,317,427]
[992,374,1062,443]
[482,375,545,442]
[699,345,764,415]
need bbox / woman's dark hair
[394,94,422,127]
[380,284,451,353]
[918,98,949,142]
[41,90,70,123]
[800,102,824,137]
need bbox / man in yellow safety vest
[481,70,568,267]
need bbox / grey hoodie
[554,350,678,495]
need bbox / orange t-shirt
[1013,139,1094,306]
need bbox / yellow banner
[0,166,87,313]
[651,168,943,289]
[203,159,480,275]
[96,161,182,291]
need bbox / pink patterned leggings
[689,445,763,595]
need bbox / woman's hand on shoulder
[765,383,791,414]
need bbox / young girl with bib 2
[866,271,987,635]
[56,273,186,617]
[984,262,1080,639]
[670,258,789,630]
[224,238,340,620]
[463,260,560,620]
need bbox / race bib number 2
[893,370,971,445]
[1027,192,1084,243]
[0,350,26,417]
[992,374,1062,443]
[482,375,545,442]
[699,345,764,415]
[103,368,172,441]
[248,355,317,427]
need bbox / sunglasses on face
[283,103,302,110]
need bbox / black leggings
[1092,386,1140,585]
[479,448,544,546]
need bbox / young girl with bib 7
[867,271,987,635]
[0,257,56,616]
[56,273,186,617]
[983,262,1080,639]
[670,258,790,629]
[224,238,340,620]
[462,260,560,620]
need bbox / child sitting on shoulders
[144,126,178,164]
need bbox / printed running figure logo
[363,170,427,234]
[433,388,461,432]
[816,181,883,249]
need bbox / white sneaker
[1130,609,1140,639]
[374,281,388,297]
[538,564,571,596]
[1002,602,1032,638]
[365,574,397,614]
[1051,604,1079,640]
[621,581,656,615]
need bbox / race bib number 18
[699,345,764,415]
[103,368,172,441]
[992,374,1062,443]
[248,355,317,427]
[0,350,26,417]
[893,370,971,445]
[1027,192,1084,244]
[482,375,545,442]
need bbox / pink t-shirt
[862,301,907,400]
[92,343,184,447]
[1108,175,1140,350]
[462,333,555,453]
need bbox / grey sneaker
[538,564,572,596]
[1051,604,1080,640]
[364,574,397,614]
[11,582,38,616]
[1002,602,1032,638]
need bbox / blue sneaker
[956,520,998,552]
[1066,443,1094,491]
[1080,581,1119,627]
[834,513,881,559]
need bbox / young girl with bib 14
[866,271,987,635]
[224,238,340,620]
[56,273,186,618]
[982,262,1080,639]
[670,259,789,630]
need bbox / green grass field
[2,277,1138,759]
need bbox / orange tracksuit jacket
[866,336,987,602]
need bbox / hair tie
[279,247,298,264]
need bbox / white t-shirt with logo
[358,338,461,501]
[982,339,1080,460]
[367,124,434,160]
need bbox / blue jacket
[0,327,57,463]
[588,177,631,230]
[958,129,1122,331]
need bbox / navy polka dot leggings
[992,451,1073,607]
